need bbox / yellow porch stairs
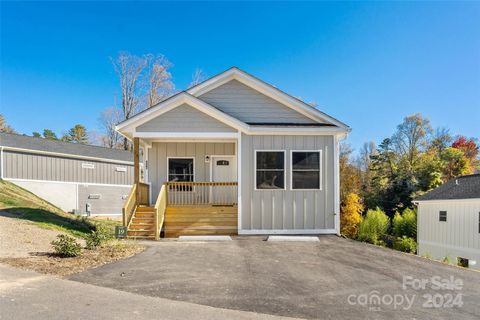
[127,206,156,239]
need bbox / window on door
[255,151,285,189]
[168,158,194,182]
[291,151,321,190]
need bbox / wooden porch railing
[165,181,238,206]
[122,182,150,227]
[154,185,167,240]
[122,184,137,227]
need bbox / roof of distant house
[415,174,480,201]
[0,132,133,163]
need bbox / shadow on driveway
[69,236,480,319]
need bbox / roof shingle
[415,174,480,201]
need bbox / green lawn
[0,179,120,238]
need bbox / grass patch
[0,179,120,239]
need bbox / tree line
[340,113,479,249]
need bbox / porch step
[164,206,238,238]
[127,206,156,239]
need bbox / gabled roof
[188,67,350,130]
[415,174,480,201]
[116,67,350,137]
[0,132,133,163]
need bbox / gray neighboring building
[414,174,480,270]
[0,132,133,216]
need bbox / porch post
[133,137,140,202]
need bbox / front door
[211,156,237,205]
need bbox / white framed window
[115,166,127,172]
[167,157,195,182]
[82,163,95,169]
[290,150,322,190]
[255,150,285,190]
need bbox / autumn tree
[340,193,364,238]
[0,114,16,133]
[146,54,174,107]
[63,124,88,144]
[451,136,479,172]
[43,129,58,140]
[340,143,361,204]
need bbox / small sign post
[115,226,127,239]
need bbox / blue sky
[1,1,479,152]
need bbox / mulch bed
[0,241,145,276]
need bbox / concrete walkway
[0,264,297,320]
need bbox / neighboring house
[116,67,350,239]
[0,132,133,216]
[414,174,480,270]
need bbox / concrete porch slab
[267,236,319,242]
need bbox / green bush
[392,208,417,238]
[51,234,82,257]
[393,236,417,253]
[85,224,114,250]
[357,208,390,245]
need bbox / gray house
[414,174,480,270]
[116,67,350,239]
[0,132,133,216]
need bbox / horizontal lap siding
[148,142,236,201]
[198,80,318,124]
[241,134,335,231]
[136,103,236,132]
[3,150,133,185]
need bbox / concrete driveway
[70,236,480,319]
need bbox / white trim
[144,139,237,143]
[166,156,195,183]
[248,127,347,135]
[116,93,249,134]
[133,132,238,139]
[187,67,350,130]
[254,150,287,191]
[289,150,322,191]
[333,135,340,235]
[414,198,480,204]
[0,146,133,165]
[4,177,132,188]
[238,229,337,235]
[237,132,242,231]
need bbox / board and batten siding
[198,80,318,124]
[148,142,236,201]
[418,200,480,268]
[2,150,133,185]
[240,134,335,232]
[136,103,236,132]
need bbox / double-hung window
[255,151,285,189]
[291,151,321,190]
[439,211,447,222]
[168,158,194,182]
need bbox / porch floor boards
[164,205,238,238]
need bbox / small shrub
[357,208,390,245]
[51,234,82,257]
[392,208,417,238]
[85,224,113,250]
[393,236,417,253]
[442,256,452,264]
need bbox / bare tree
[98,107,122,148]
[111,52,148,149]
[146,54,174,107]
[0,114,16,133]
[189,68,206,88]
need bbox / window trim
[254,150,286,191]
[290,150,323,191]
[439,210,447,222]
[166,157,195,183]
